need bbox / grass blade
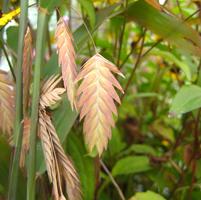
[7,0,28,199]
[27,10,48,200]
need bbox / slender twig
[68,0,72,29]
[3,0,9,12]
[116,0,128,66]
[120,34,143,69]
[176,0,184,19]
[27,9,48,200]
[121,29,146,101]
[7,0,28,199]
[0,40,16,81]
[170,111,201,199]
[100,160,126,200]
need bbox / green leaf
[6,26,19,53]
[66,133,96,200]
[150,49,193,81]
[112,156,151,176]
[126,0,201,56]
[78,0,96,28]
[121,144,157,156]
[170,85,201,115]
[42,53,59,78]
[130,191,166,200]
[52,97,78,143]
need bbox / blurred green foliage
[1,0,201,200]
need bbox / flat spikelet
[0,70,15,136]
[40,75,65,109]
[23,27,33,115]
[55,17,77,110]
[39,75,81,200]
[76,53,124,155]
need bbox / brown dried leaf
[40,75,65,109]
[23,27,33,116]
[76,53,124,155]
[55,17,77,110]
[20,117,31,168]
[39,110,81,200]
[0,70,15,136]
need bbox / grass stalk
[7,0,28,199]
[3,0,9,12]
[27,10,48,200]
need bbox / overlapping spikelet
[76,53,124,155]
[40,75,65,109]
[55,17,77,110]
[39,75,81,200]
[0,70,15,136]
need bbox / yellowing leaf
[0,8,20,26]
[76,53,124,155]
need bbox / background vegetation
[1,0,201,200]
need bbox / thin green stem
[27,10,48,200]
[7,0,28,199]
[121,29,146,102]
[3,0,9,12]
[116,0,128,66]
[0,40,16,81]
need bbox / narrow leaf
[126,0,201,56]
[78,0,96,28]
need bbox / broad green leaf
[150,49,193,81]
[125,0,201,56]
[78,0,96,28]
[66,133,96,200]
[52,97,78,143]
[42,53,59,77]
[130,191,166,200]
[112,156,151,176]
[121,144,157,156]
[170,85,201,115]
